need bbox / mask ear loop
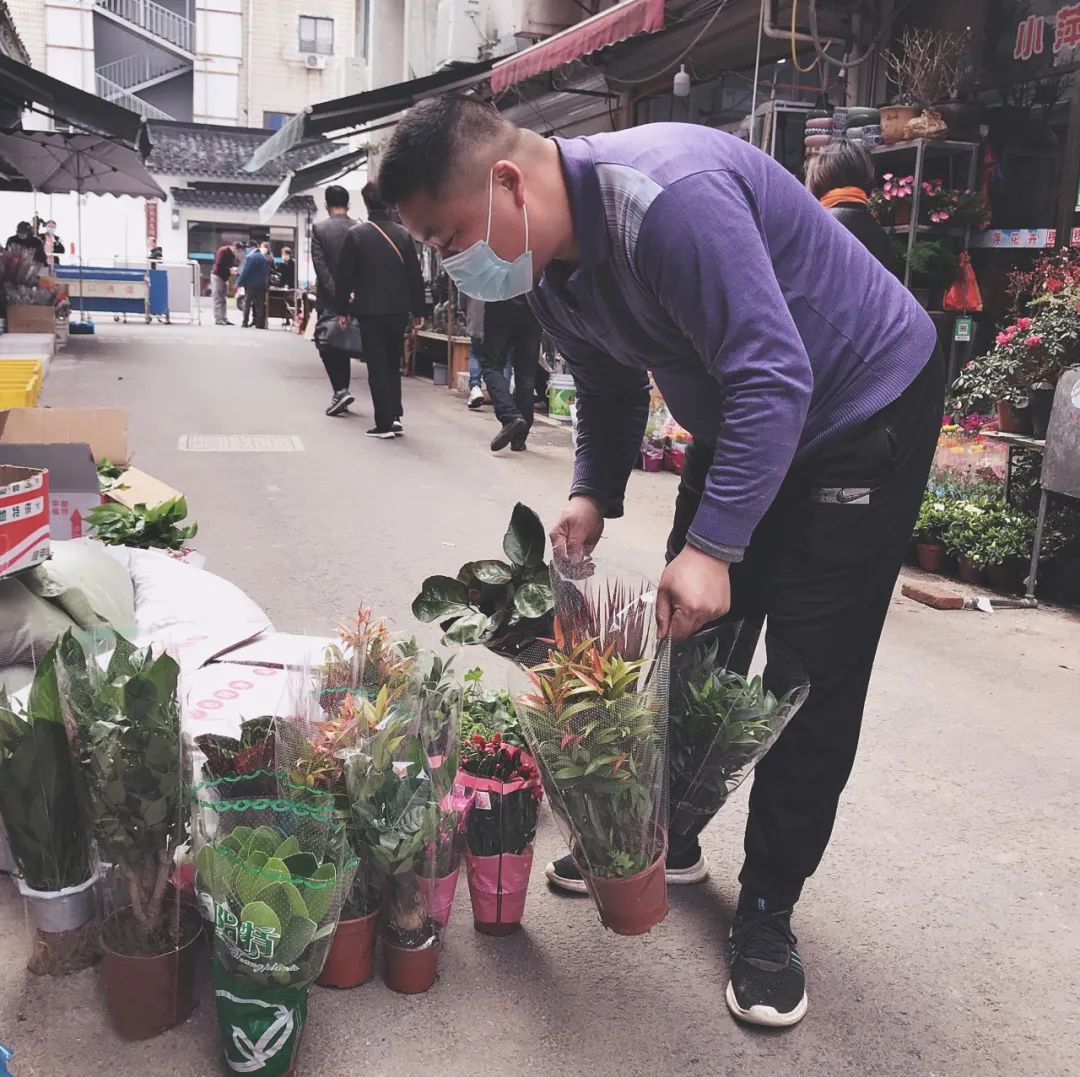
[522,200,529,256]
[485,169,495,245]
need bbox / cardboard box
[0,444,98,540]
[0,407,182,509]
[6,306,57,335]
[0,463,50,578]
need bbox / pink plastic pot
[417,866,461,927]
[465,847,534,935]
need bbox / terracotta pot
[958,557,986,586]
[381,933,441,994]
[997,400,1033,435]
[577,845,668,936]
[466,847,534,935]
[100,907,201,1040]
[892,203,912,227]
[417,866,460,927]
[916,542,946,572]
[880,105,919,143]
[316,910,378,989]
[986,558,1026,594]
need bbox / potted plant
[516,583,668,936]
[870,174,915,226]
[903,240,959,309]
[884,28,973,140]
[413,503,555,658]
[0,645,97,975]
[668,630,808,854]
[882,28,923,142]
[195,716,277,797]
[56,630,201,1041]
[914,491,951,572]
[459,731,543,935]
[194,773,355,1077]
[85,496,198,551]
[461,667,527,747]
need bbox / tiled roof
[148,120,340,181]
[170,187,316,214]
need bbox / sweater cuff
[686,531,744,564]
[689,496,757,557]
[570,484,624,520]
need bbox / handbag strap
[368,221,404,265]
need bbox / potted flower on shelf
[668,629,808,855]
[56,630,201,1041]
[194,773,355,1077]
[870,175,915,227]
[0,645,96,975]
[459,731,543,935]
[913,491,951,572]
[516,582,669,936]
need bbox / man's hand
[338,315,349,329]
[550,496,604,564]
[656,545,731,642]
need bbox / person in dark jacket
[237,243,270,328]
[478,295,542,451]
[805,142,902,278]
[311,185,356,415]
[6,221,46,265]
[334,182,427,439]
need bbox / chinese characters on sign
[1015,4,1080,63]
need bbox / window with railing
[299,15,334,55]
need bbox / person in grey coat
[310,185,357,416]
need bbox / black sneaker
[326,390,354,417]
[510,438,527,452]
[491,417,529,453]
[726,898,808,1028]
[391,419,404,437]
[365,427,395,439]
[544,842,709,894]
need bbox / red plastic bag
[943,251,983,313]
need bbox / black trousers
[359,313,407,431]
[479,317,541,433]
[315,307,351,393]
[245,286,267,329]
[666,349,944,907]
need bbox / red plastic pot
[417,866,460,928]
[916,543,946,573]
[466,846,534,935]
[381,933,441,994]
[101,906,202,1040]
[577,844,668,936]
[317,909,378,989]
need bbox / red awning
[491,0,665,94]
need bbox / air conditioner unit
[435,0,484,69]
[304,54,328,70]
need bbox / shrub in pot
[194,773,356,1076]
[0,645,97,974]
[913,492,951,572]
[56,630,200,1040]
[515,579,669,936]
[668,628,808,854]
[413,503,555,659]
[459,731,542,935]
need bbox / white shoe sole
[725,981,808,1028]
[544,855,710,894]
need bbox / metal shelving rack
[870,138,980,288]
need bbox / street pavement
[1,320,1078,1076]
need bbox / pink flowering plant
[951,284,1080,411]
[870,176,988,229]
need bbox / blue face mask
[442,170,532,302]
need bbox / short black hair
[377,96,517,205]
[361,180,385,217]
[325,184,350,209]
[805,142,876,199]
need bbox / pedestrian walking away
[310,185,357,416]
[463,295,511,410]
[211,240,244,325]
[378,99,943,1030]
[334,182,427,439]
[237,240,270,329]
[479,296,541,452]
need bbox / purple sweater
[529,124,937,560]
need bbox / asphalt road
[1,320,1077,1076]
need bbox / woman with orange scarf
[806,142,901,279]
